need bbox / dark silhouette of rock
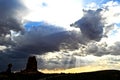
[6,63,12,73]
[26,56,37,72]
[21,56,39,73]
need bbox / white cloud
[102,1,120,25]
[0,46,7,51]
[85,2,99,10]
[23,0,83,27]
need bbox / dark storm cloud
[0,22,80,71]
[0,52,28,71]
[0,0,27,36]
[70,9,103,41]
[12,22,80,54]
[0,0,29,71]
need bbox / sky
[0,0,120,73]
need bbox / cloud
[0,0,27,37]
[70,9,103,41]
[11,22,80,54]
[0,51,28,71]
[69,0,120,56]
[36,53,99,69]
[36,52,120,70]
[108,42,120,55]
[102,1,120,35]
[0,21,80,71]
[35,1,120,70]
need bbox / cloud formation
[35,1,120,70]
[11,22,80,54]
[0,0,27,37]
[71,9,103,41]
[38,54,120,70]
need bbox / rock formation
[25,56,37,72]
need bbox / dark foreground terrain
[0,70,120,80]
